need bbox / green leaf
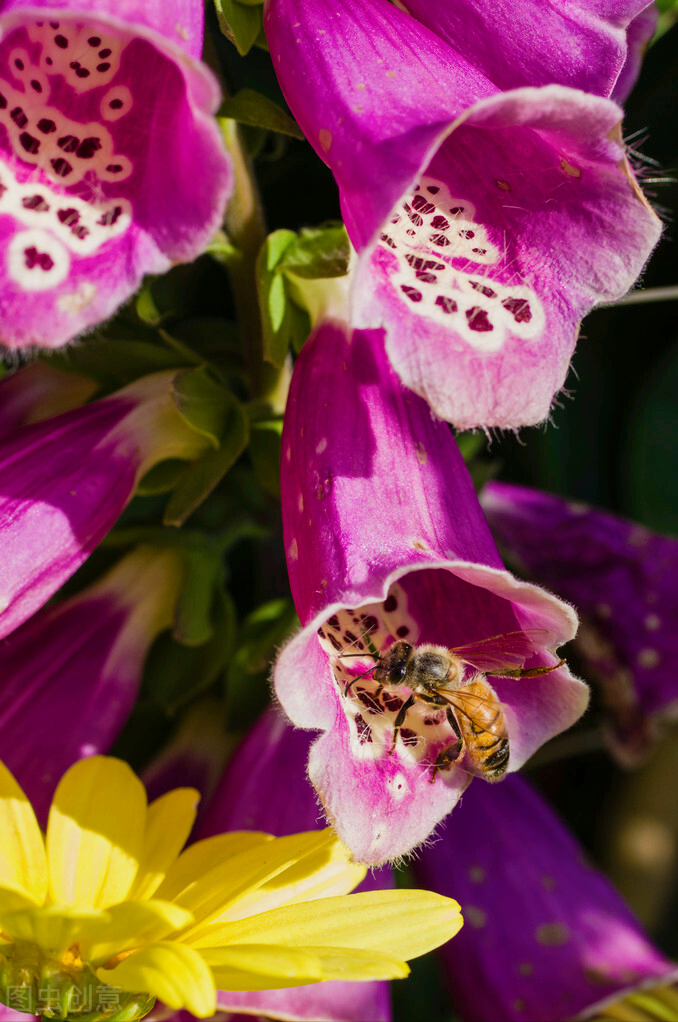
[219,89,303,139]
[213,0,263,55]
[171,367,235,448]
[280,223,350,279]
[41,339,187,391]
[249,418,283,497]
[164,395,249,527]
[136,459,190,497]
[226,599,299,728]
[256,229,297,368]
[173,548,224,647]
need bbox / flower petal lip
[0,759,47,904]
[265,0,661,429]
[0,4,231,349]
[274,322,587,863]
[413,775,678,1022]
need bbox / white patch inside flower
[0,163,131,258]
[316,583,462,777]
[0,69,132,187]
[27,20,125,93]
[8,228,70,290]
[100,85,133,122]
[377,176,545,352]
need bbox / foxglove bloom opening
[482,481,678,763]
[0,544,184,824]
[414,775,678,1022]
[0,369,211,640]
[274,322,588,864]
[0,0,232,348]
[265,0,661,428]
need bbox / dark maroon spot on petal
[469,280,497,299]
[328,633,342,652]
[396,626,410,638]
[46,57,53,66]
[459,230,475,239]
[423,715,442,726]
[70,61,80,69]
[400,728,419,747]
[19,133,40,154]
[435,295,458,314]
[345,631,358,644]
[30,80,42,93]
[76,68,91,79]
[317,627,325,637]
[37,118,56,133]
[427,185,440,194]
[327,615,339,629]
[11,107,28,128]
[76,137,101,159]
[97,62,111,73]
[361,615,378,633]
[88,36,102,46]
[382,691,404,712]
[57,208,79,227]
[431,215,449,230]
[415,271,437,284]
[406,210,423,227]
[411,195,435,214]
[380,233,396,249]
[405,229,416,236]
[50,157,72,177]
[466,306,494,332]
[405,254,445,271]
[384,595,398,612]
[22,194,49,211]
[400,285,422,303]
[356,689,383,714]
[105,163,123,173]
[502,296,533,323]
[58,134,79,153]
[99,48,112,58]
[14,58,24,71]
[0,93,6,109]
[472,248,487,256]
[24,246,54,272]
[450,206,464,215]
[97,206,123,226]
[390,215,401,225]
[355,714,373,744]
[430,233,450,247]
[72,225,89,240]
[49,22,60,29]
[109,99,123,109]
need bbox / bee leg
[429,709,464,784]
[389,694,415,754]
[486,658,566,680]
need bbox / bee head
[376,640,413,684]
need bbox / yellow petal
[191,889,463,961]
[46,757,147,909]
[0,883,41,914]
[203,943,408,989]
[0,760,47,903]
[172,831,341,938]
[100,941,216,1018]
[129,788,200,901]
[0,904,108,955]
[155,831,272,905]
[220,837,366,923]
[82,899,195,965]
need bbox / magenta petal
[199,709,393,1022]
[266,0,659,428]
[413,776,677,1022]
[0,6,230,348]
[483,482,678,758]
[401,0,656,98]
[274,322,587,863]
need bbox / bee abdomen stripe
[485,742,509,770]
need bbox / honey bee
[342,630,565,783]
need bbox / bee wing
[442,687,508,738]
[450,628,551,675]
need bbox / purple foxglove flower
[0,0,231,349]
[482,481,678,763]
[264,0,661,429]
[0,359,98,435]
[0,369,209,640]
[0,543,183,824]
[413,774,677,1022]
[196,707,393,1022]
[274,321,588,864]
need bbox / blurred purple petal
[483,481,678,761]
[0,543,183,823]
[0,2,231,347]
[199,708,393,1022]
[274,322,586,863]
[414,775,677,1022]
[265,0,660,429]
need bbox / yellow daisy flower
[0,756,463,1020]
